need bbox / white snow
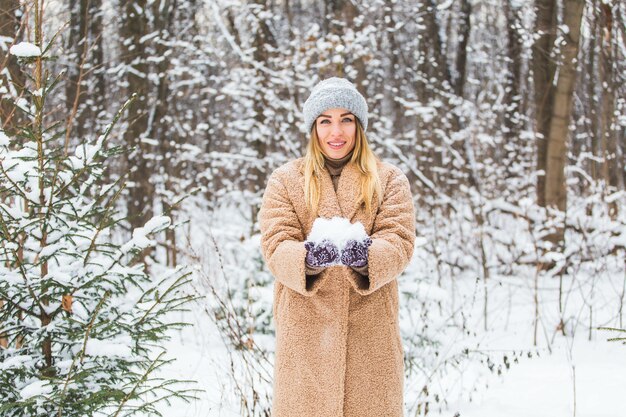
[145,198,626,417]
[431,338,626,417]
[144,215,171,233]
[306,216,369,250]
[19,380,52,400]
[9,41,41,57]
[82,337,133,358]
[0,130,9,146]
[0,354,32,371]
[120,215,171,252]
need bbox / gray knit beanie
[302,77,368,132]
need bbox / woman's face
[315,108,357,159]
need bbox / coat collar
[317,161,364,221]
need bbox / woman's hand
[304,239,340,267]
[340,237,372,268]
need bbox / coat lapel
[296,159,376,225]
[317,168,342,219]
[336,162,364,221]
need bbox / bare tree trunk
[90,0,106,131]
[148,0,177,266]
[417,1,449,182]
[599,3,622,204]
[454,0,471,98]
[585,1,600,182]
[121,0,154,236]
[65,0,88,139]
[0,0,24,349]
[503,0,522,141]
[0,0,26,136]
[339,0,366,90]
[502,0,525,179]
[382,0,405,136]
[320,0,366,90]
[248,0,278,231]
[543,0,585,215]
[251,0,275,192]
[421,0,454,94]
[615,6,626,190]
[532,0,557,208]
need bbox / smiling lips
[328,141,346,149]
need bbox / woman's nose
[331,122,342,133]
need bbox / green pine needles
[0,9,198,417]
[599,327,626,345]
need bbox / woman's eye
[318,117,352,124]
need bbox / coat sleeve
[346,168,415,295]
[259,170,330,296]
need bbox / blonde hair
[302,120,383,217]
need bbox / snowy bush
[188,198,275,416]
[0,26,196,417]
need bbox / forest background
[1,0,625,415]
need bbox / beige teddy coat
[259,156,416,417]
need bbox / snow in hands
[306,216,369,251]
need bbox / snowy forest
[0,0,625,416]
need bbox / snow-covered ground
[155,315,624,417]
[152,200,625,417]
[156,307,625,417]
[431,337,626,417]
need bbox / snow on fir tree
[0,37,197,417]
[9,41,42,57]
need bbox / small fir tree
[0,4,197,416]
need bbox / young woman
[259,77,416,416]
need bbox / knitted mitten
[340,237,372,268]
[304,239,340,267]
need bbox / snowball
[306,216,369,251]
[9,42,41,57]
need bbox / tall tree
[0,0,25,349]
[584,0,600,181]
[454,0,471,98]
[330,0,366,89]
[0,0,26,135]
[65,0,106,142]
[543,0,585,213]
[250,0,277,195]
[65,0,88,138]
[148,0,178,265]
[598,2,622,198]
[532,0,585,245]
[532,0,557,209]
[503,0,523,144]
[502,0,526,182]
[381,0,404,135]
[120,0,154,235]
